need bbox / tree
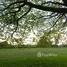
[0,0,67,42]
[48,29,61,45]
[37,32,52,47]
[37,28,62,47]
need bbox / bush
[58,45,67,47]
[51,45,58,47]
[0,41,15,48]
[37,35,53,48]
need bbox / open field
[0,48,67,67]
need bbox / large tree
[0,0,67,41]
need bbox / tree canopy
[0,0,67,43]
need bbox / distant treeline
[0,41,67,48]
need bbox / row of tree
[1,27,67,48]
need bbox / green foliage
[0,0,67,46]
[0,41,15,48]
[51,44,58,47]
[0,41,9,48]
[37,33,52,47]
[37,28,62,47]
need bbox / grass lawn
[0,48,67,67]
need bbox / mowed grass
[0,48,67,67]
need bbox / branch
[2,4,25,16]
[17,6,31,21]
[0,1,25,12]
[1,1,67,14]
[26,2,67,13]
[38,13,59,19]
[11,6,31,36]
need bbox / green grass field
[0,48,67,67]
